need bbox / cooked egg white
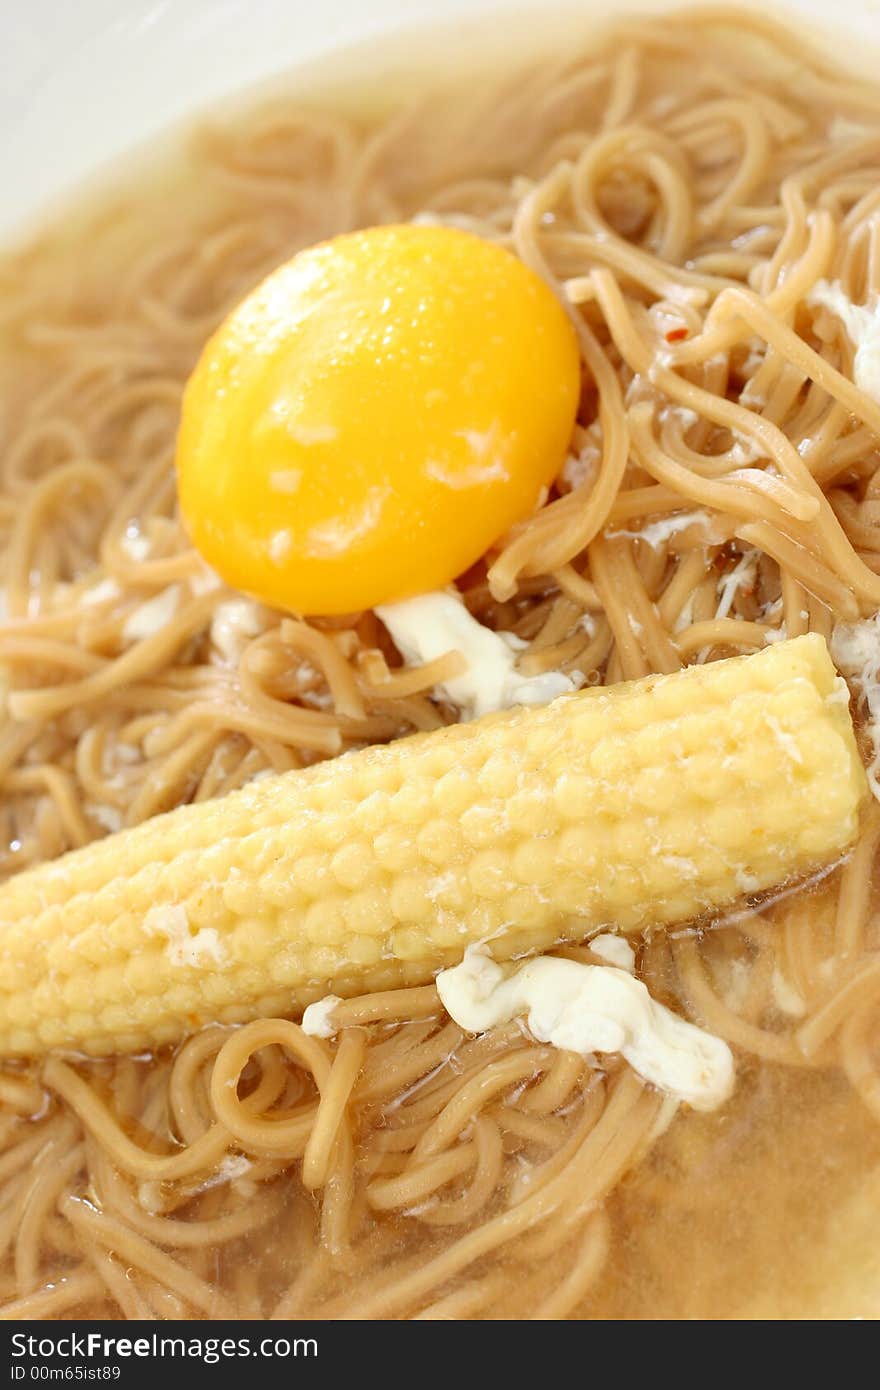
[376,589,580,718]
[435,947,735,1111]
[122,585,181,642]
[304,943,735,1112]
[301,995,344,1039]
[588,933,636,972]
[809,280,880,404]
[831,611,880,800]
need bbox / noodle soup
[2,8,880,1319]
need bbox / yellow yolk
[176,223,580,615]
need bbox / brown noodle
[2,8,880,1319]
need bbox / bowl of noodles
[2,0,880,1323]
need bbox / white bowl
[3,0,879,240]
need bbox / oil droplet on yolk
[176,223,581,615]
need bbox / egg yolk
[176,223,580,615]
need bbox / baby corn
[0,633,866,1057]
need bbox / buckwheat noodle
[2,8,880,1320]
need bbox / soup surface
[2,8,880,1320]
